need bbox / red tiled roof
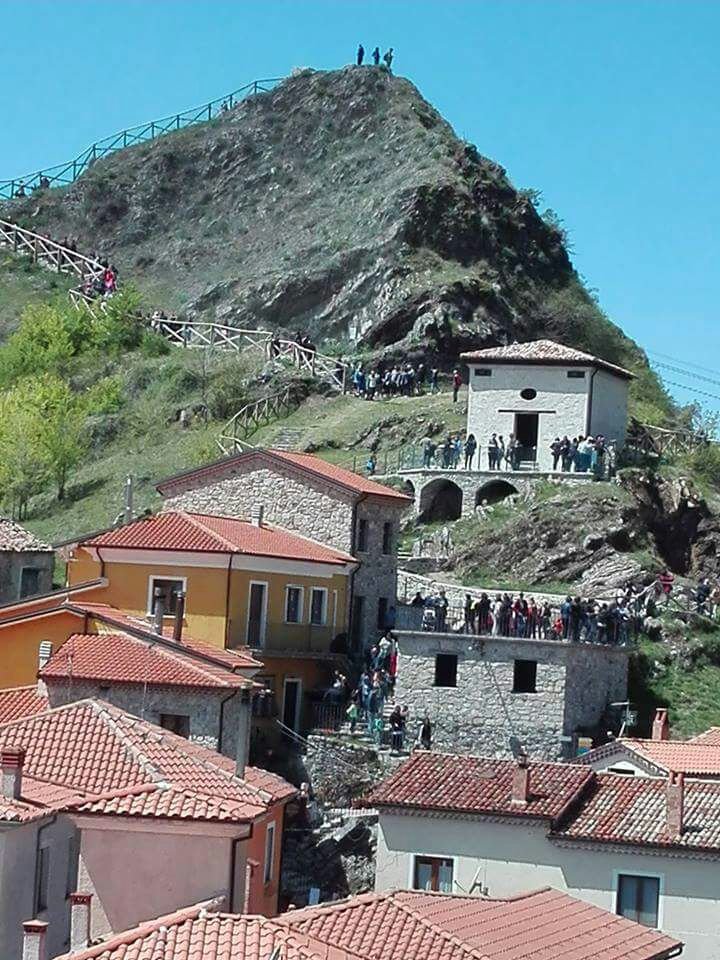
[155,448,412,502]
[689,727,720,746]
[0,685,48,724]
[364,752,592,821]
[40,632,256,691]
[459,339,634,379]
[552,773,720,851]
[613,738,720,776]
[0,700,294,825]
[82,511,356,564]
[53,889,681,960]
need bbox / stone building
[394,629,629,760]
[156,448,412,649]
[0,518,54,604]
[460,340,633,472]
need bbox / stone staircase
[269,427,305,451]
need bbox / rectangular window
[616,874,660,927]
[66,833,79,897]
[264,822,276,884]
[356,518,368,552]
[567,370,586,378]
[351,596,365,648]
[285,586,303,624]
[20,567,41,598]
[252,675,277,717]
[474,368,492,377]
[310,588,327,626]
[413,856,453,892]
[382,522,393,555]
[434,654,458,688]
[35,846,50,913]
[149,577,185,616]
[160,714,190,738]
[377,597,388,630]
[513,659,537,693]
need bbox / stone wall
[46,680,245,757]
[393,631,628,760]
[162,463,356,553]
[353,499,403,647]
[0,550,54,604]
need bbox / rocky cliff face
[3,67,640,366]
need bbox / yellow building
[67,508,358,730]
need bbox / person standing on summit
[372,46,381,65]
[383,47,394,72]
[357,44,365,65]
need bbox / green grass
[0,251,73,340]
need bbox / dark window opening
[414,856,454,892]
[434,653,458,687]
[285,587,302,623]
[160,714,190,738]
[356,518,368,552]
[567,370,586,379]
[616,874,659,927]
[377,597,388,630]
[35,847,50,913]
[20,567,41,599]
[66,834,80,897]
[351,596,365,649]
[474,368,492,377]
[253,675,277,717]
[310,588,326,626]
[382,522,393,555]
[150,578,184,615]
[520,388,537,400]
[513,659,537,693]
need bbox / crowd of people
[350,361,454,399]
[550,435,609,473]
[79,261,119,299]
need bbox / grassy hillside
[0,250,73,340]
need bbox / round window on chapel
[520,388,537,401]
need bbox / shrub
[139,330,171,358]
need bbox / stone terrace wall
[397,569,565,609]
[394,631,628,760]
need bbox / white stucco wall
[466,362,629,470]
[77,820,247,941]
[589,369,630,448]
[377,812,720,960]
[0,815,78,960]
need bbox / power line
[660,378,720,404]
[647,350,720,379]
[651,360,720,390]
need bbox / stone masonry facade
[0,549,54,604]
[46,680,245,757]
[160,455,407,649]
[394,631,628,760]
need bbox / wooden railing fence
[0,219,103,279]
[217,386,298,455]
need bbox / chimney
[666,771,684,836]
[235,688,252,779]
[172,591,186,643]
[652,708,670,741]
[2,746,25,800]
[153,588,165,634]
[37,640,53,697]
[69,893,92,950]
[250,504,264,527]
[22,920,47,960]
[511,754,530,806]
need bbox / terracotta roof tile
[83,511,356,564]
[459,340,633,379]
[613,738,720,776]
[0,700,294,825]
[363,752,592,821]
[689,727,720,746]
[0,685,49,724]
[553,773,720,851]
[40,632,256,690]
[52,889,681,960]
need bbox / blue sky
[2,0,718,411]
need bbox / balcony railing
[235,620,348,656]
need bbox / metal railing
[243,620,342,655]
[311,702,347,732]
[0,78,284,200]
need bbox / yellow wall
[68,549,350,653]
[0,611,86,689]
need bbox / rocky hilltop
[4,67,640,366]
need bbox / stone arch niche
[475,479,519,507]
[418,478,463,522]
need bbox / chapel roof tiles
[82,511,357,565]
[53,888,682,960]
[581,737,720,777]
[459,339,634,379]
[0,517,53,552]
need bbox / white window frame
[309,587,328,626]
[264,821,276,884]
[284,585,304,624]
[246,580,269,647]
[613,869,664,930]
[408,853,457,893]
[282,676,303,732]
[146,575,187,617]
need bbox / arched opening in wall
[402,479,416,499]
[419,479,463,522]
[475,480,518,507]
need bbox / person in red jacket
[452,369,462,402]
